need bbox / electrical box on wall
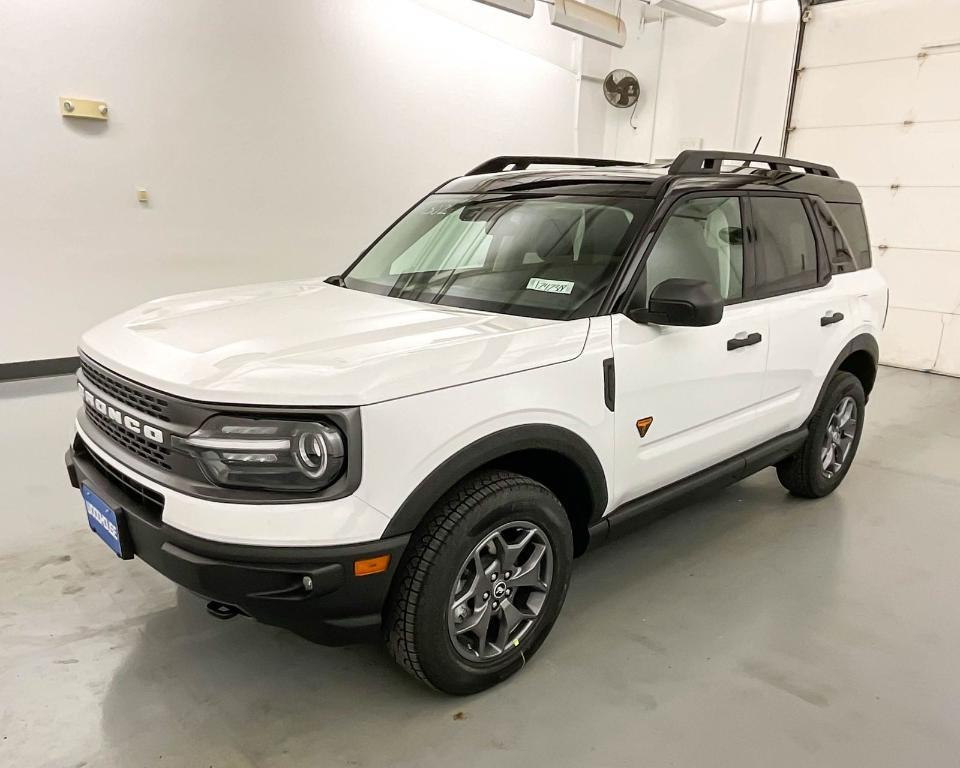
[60,97,108,120]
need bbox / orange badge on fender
[636,417,654,438]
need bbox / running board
[587,427,808,549]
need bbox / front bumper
[66,437,409,645]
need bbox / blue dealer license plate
[82,484,126,557]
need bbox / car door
[748,194,854,435]
[611,193,771,508]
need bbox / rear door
[751,194,854,433]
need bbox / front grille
[76,353,361,503]
[75,436,165,523]
[86,406,173,470]
[80,360,170,422]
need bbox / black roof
[439,151,862,205]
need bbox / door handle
[727,332,762,351]
[820,311,845,326]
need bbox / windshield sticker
[526,278,574,295]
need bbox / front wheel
[777,371,866,498]
[384,470,573,694]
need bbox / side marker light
[636,417,654,438]
[354,555,391,577]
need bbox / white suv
[66,151,887,694]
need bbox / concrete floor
[2,367,959,767]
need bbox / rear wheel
[777,371,866,498]
[384,470,573,694]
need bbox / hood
[80,279,590,406]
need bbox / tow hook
[206,601,240,620]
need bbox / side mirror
[628,278,723,327]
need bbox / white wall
[585,0,799,162]
[2,0,805,367]
[1,0,583,364]
[787,0,960,376]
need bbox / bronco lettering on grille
[78,382,165,444]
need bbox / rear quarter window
[825,202,872,272]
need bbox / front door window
[640,196,744,304]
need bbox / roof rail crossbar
[668,150,839,178]
[467,155,647,176]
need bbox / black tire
[384,469,574,695]
[777,371,866,498]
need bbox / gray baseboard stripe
[0,356,81,382]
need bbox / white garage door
[787,0,960,376]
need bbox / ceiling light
[472,0,535,18]
[550,0,627,48]
[645,0,726,27]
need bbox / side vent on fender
[603,358,615,412]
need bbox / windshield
[343,194,654,320]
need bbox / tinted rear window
[827,202,872,272]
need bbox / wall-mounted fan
[603,69,641,109]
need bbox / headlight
[172,416,346,492]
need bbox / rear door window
[751,197,819,296]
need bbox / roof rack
[668,150,839,178]
[466,155,647,176]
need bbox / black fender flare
[381,424,609,538]
[810,332,879,418]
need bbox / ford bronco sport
[66,150,887,694]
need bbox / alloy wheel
[447,521,553,662]
[821,395,858,478]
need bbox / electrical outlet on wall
[60,97,108,120]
